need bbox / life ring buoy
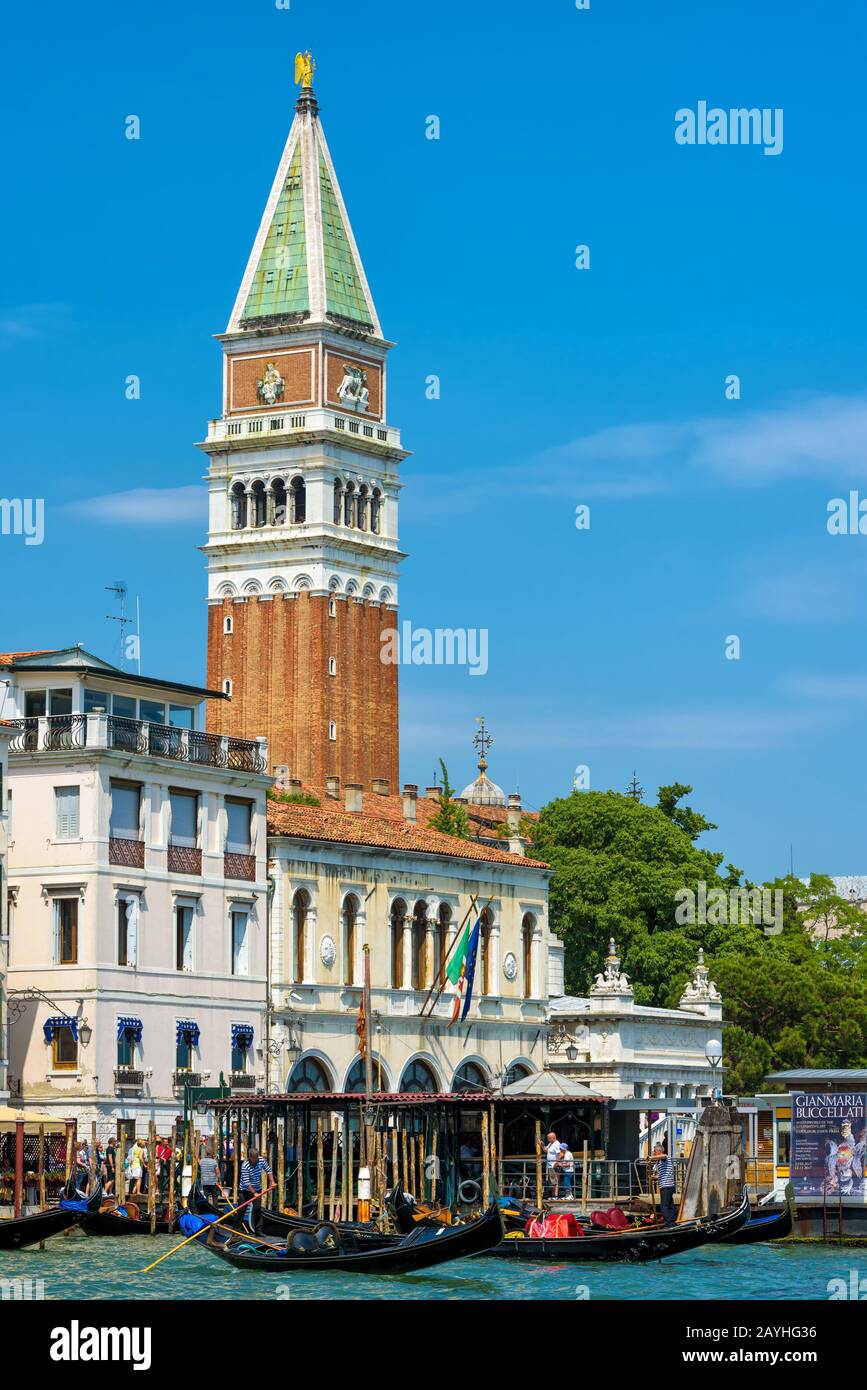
[458,1179,481,1205]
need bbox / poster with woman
[790,1092,867,1200]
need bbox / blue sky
[2,0,866,881]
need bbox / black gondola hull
[485,1188,751,1263]
[721,1199,793,1245]
[191,1202,504,1274]
[0,1183,103,1251]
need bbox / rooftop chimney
[345,783,363,813]
[326,776,340,800]
[425,785,441,801]
[507,793,522,833]
[402,784,418,823]
[274,765,290,790]
[287,777,303,796]
[372,778,389,796]
[507,835,526,857]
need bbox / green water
[0,1230,862,1300]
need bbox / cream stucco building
[266,780,552,1097]
[2,647,270,1132]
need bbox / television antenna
[106,581,132,669]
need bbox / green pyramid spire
[228,88,381,336]
[318,151,371,325]
[240,148,308,323]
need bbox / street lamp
[705,1038,723,1101]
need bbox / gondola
[189,1184,404,1249]
[721,1184,794,1245]
[0,1180,103,1252]
[180,1198,505,1274]
[485,1186,751,1263]
[81,1190,221,1237]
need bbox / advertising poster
[790,1092,867,1200]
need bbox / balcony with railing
[168,844,202,876]
[224,851,256,881]
[173,1070,202,1091]
[109,837,145,869]
[204,407,401,451]
[113,1068,144,1091]
[7,713,267,774]
[230,1071,256,1092]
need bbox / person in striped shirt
[652,1144,677,1225]
[240,1148,272,1228]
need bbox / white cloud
[63,486,205,524]
[0,303,70,344]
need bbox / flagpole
[418,894,484,1018]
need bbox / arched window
[290,475,306,524]
[411,900,427,990]
[271,478,287,526]
[399,1059,438,1094]
[453,1060,489,1093]
[480,907,493,995]
[370,488,381,534]
[390,898,406,989]
[251,480,267,528]
[521,912,535,999]
[504,1061,533,1088]
[343,482,355,527]
[345,1055,370,1094]
[333,480,343,525]
[293,889,309,984]
[435,903,451,983]
[343,894,359,986]
[356,485,368,531]
[230,483,247,530]
[287,1056,332,1093]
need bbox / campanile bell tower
[200,57,407,790]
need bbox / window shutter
[55,787,80,840]
[233,911,249,976]
[53,900,60,963]
[183,908,194,971]
[126,897,138,968]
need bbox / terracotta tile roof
[266,797,548,868]
[0,649,57,664]
[270,780,539,846]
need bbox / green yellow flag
[445,923,470,986]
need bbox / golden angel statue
[294,51,316,89]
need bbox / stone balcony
[203,407,401,451]
[8,713,268,775]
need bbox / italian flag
[446,923,471,1027]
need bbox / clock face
[319,935,336,968]
[503,952,518,982]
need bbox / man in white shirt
[544,1131,562,1197]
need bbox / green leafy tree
[427,759,470,840]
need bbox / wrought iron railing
[107,715,148,753]
[224,851,256,881]
[227,738,267,773]
[114,1068,144,1089]
[6,718,38,752]
[109,836,145,868]
[230,1072,256,1091]
[168,844,202,875]
[7,711,266,772]
[188,730,227,767]
[173,1070,202,1090]
[42,713,87,750]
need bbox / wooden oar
[138,1182,278,1274]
